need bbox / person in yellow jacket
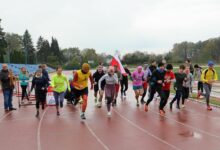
[72,63,94,120]
[201,61,218,111]
[51,66,70,116]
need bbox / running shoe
[144,104,148,112]
[107,112,111,117]
[159,110,165,116]
[97,102,102,108]
[197,92,201,99]
[182,105,185,108]
[136,102,140,107]
[57,111,60,116]
[81,113,86,120]
[207,106,212,111]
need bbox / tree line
[1,18,220,68]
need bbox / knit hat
[82,63,90,70]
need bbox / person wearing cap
[120,65,131,98]
[144,62,166,115]
[0,64,17,111]
[72,63,94,119]
[30,69,49,117]
[132,66,144,107]
[51,66,70,116]
[93,65,105,107]
[200,61,218,111]
[98,66,118,117]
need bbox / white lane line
[0,112,12,122]
[149,109,220,140]
[37,108,48,150]
[84,121,110,150]
[113,109,181,150]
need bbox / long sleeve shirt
[98,73,118,89]
[51,74,70,93]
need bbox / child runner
[112,65,122,106]
[93,65,105,107]
[201,61,218,111]
[132,66,144,107]
[194,64,203,99]
[98,66,118,117]
[30,69,49,117]
[144,63,166,114]
[182,67,193,108]
[51,66,70,116]
[19,67,30,103]
[170,65,187,110]
[72,63,94,119]
[160,64,175,115]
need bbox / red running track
[0,85,220,150]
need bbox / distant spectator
[0,64,17,111]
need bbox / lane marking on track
[0,112,12,122]
[148,109,220,140]
[113,109,181,150]
[84,121,110,150]
[37,108,48,150]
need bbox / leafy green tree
[0,19,7,62]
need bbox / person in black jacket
[0,64,17,111]
[30,69,49,117]
[144,62,166,115]
[93,65,105,107]
[120,65,131,97]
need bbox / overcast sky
[1,0,220,55]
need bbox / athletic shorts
[72,87,88,99]
[115,84,120,93]
[133,85,143,91]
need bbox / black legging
[160,90,170,110]
[146,86,164,110]
[120,79,128,94]
[198,81,203,93]
[21,85,29,100]
[182,87,189,105]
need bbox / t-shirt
[132,70,144,86]
[162,71,175,91]
[174,72,187,90]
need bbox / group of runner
[0,59,218,119]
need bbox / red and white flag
[110,51,126,75]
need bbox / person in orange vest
[72,63,94,120]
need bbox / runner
[170,65,187,110]
[51,66,70,116]
[160,64,175,115]
[132,66,144,107]
[30,69,49,117]
[144,62,166,114]
[71,63,94,119]
[194,64,203,99]
[182,67,193,108]
[141,64,151,104]
[120,65,131,98]
[201,61,218,111]
[148,60,157,98]
[93,65,105,107]
[19,67,30,103]
[112,65,122,106]
[98,66,118,117]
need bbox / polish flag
[110,51,126,75]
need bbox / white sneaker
[97,102,102,108]
[107,112,111,117]
[182,105,185,108]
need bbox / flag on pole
[110,51,126,75]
